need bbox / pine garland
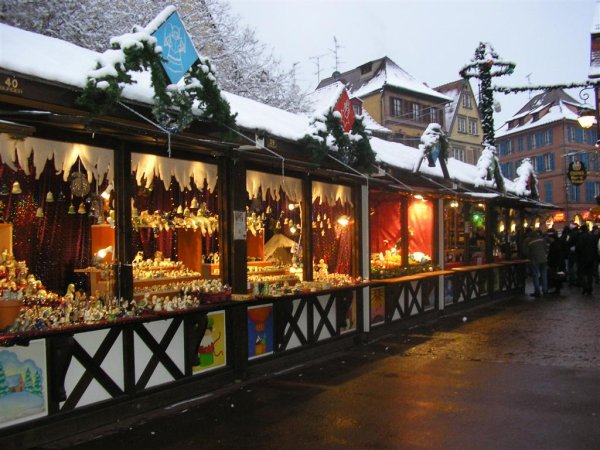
[300,111,376,171]
[77,27,236,134]
[460,42,515,147]
[494,81,597,94]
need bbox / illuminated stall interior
[369,190,402,276]
[369,189,436,279]
[0,137,113,295]
[443,198,465,266]
[130,153,221,302]
[245,170,303,295]
[311,181,354,282]
[466,202,487,265]
[408,195,434,265]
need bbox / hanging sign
[151,10,200,84]
[567,160,587,185]
[333,89,356,132]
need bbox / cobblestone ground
[38,283,600,450]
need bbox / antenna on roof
[310,53,329,85]
[329,36,344,73]
[526,73,533,98]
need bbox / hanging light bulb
[77,202,86,214]
[46,191,54,203]
[68,203,76,214]
[35,207,44,218]
[337,215,350,227]
[11,181,22,194]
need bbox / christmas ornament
[35,207,44,218]
[77,202,86,215]
[45,191,54,203]
[70,172,90,197]
[190,197,199,209]
[11,181,22,194]
[68,203,76,214]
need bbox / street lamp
[577,105,596,129]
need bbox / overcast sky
[228,0,598,127]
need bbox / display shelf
[133,275,202,287]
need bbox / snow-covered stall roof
[306,81,391,134]
[0,23,527,199]
[371,136,517,194]
[0,23,311,143]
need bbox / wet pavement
[37,283,600,450]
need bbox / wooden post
[114,143,133,300]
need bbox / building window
[353,104,362,116]
[430,108,439,124]
[585,181,600,203]
[412,102,421,121]
[509,140,515,154]
[545,129,553,145]
[544,181,553,203]
[468,118,478,135]
[457,116,467,133]
[518,136,524,153]
[462,94,473,109]
[390,97,402,117]
[453,147,465,161]
[360,62,372,75]
[543,153,555,171]
[568,185,581,203]
[532,112,539,122]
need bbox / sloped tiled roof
[317,56,451,103]
[496,89,582,138]
[435,79,464,131]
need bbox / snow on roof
[435,80,464,131]
[496,101,580,138]
[1,23,522,195]
[352,59,451,102]
[0,23,310,142]
[370,136,517,194]
[306,81,346,117]
[360,109,392,134]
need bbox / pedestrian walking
[524,229,548,298]
[575,225,597,295]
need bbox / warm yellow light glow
[577,109,596,129]
[498,221,505,233]
[414,194,425,201]
[289,225,297,234]
[337,215,350,227]
[96,245,113,259]
[510,221,516,233]
[288,203,299,211]
[101,183,114,200]
[450,200,459,208]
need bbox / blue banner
[152,11,199,84]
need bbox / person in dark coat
[524,229,548,298]
[575,225,597,295]
[546,230,565,294]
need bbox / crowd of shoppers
[522,223,600,298]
